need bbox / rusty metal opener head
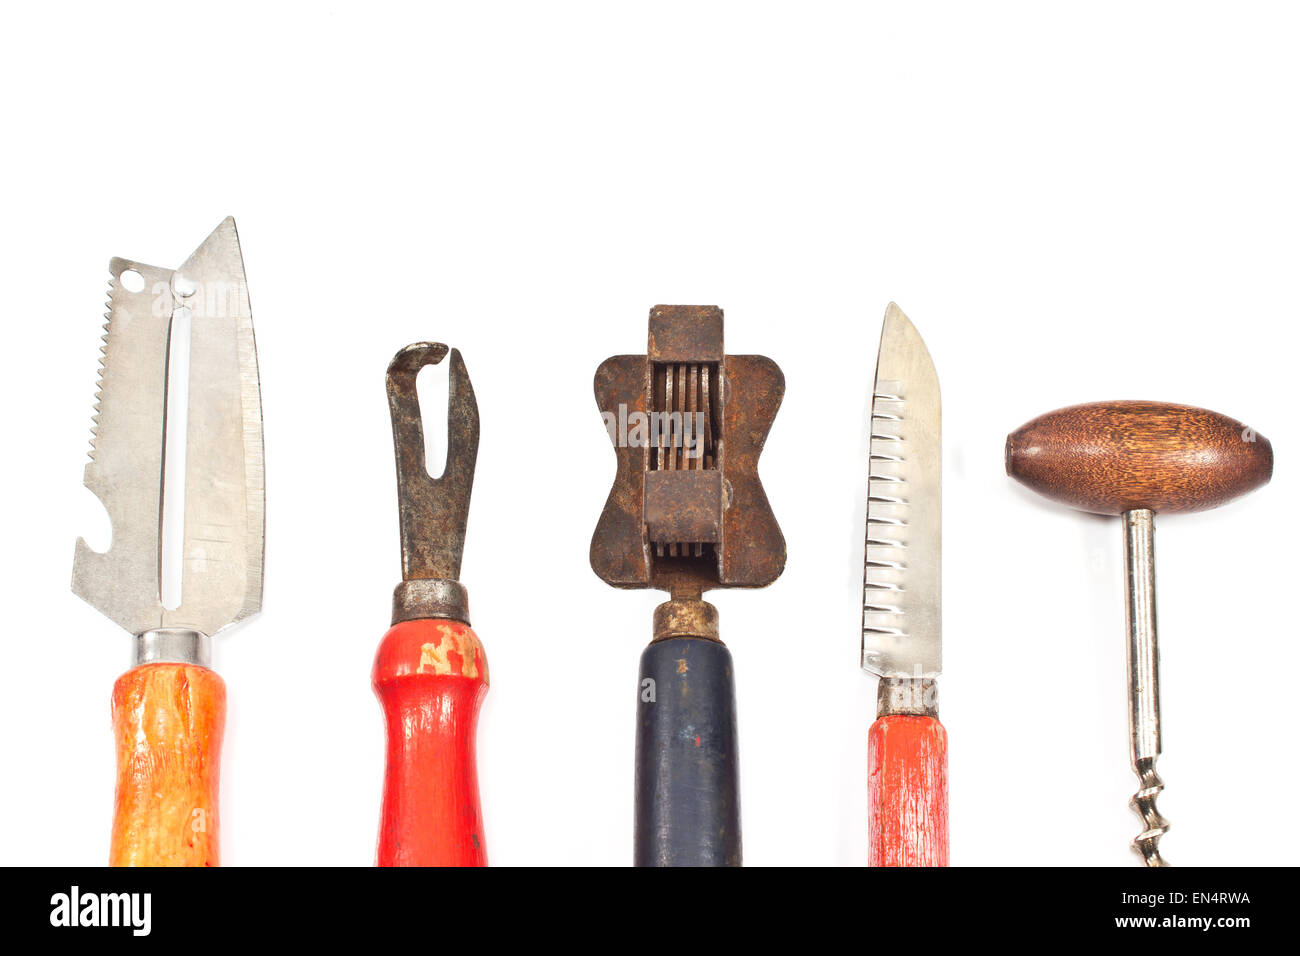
[590,304,785,640]
[386,342,479,626]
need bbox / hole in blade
[160,305,192,610]
[119,269,145,293]
[416,357,449,480]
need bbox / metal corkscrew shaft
[1123,509,1168,866]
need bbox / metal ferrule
[876,676,939,718]
[652,599,720,643]
[134,628,211,668]
[392,578,471,626]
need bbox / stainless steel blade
[174,218,265,633]
[73,218,264,638]
[72,259,175,636]
[862,303,941,678]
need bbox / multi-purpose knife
[72,218,264,866]
[862,303,949,867]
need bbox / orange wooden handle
[110,663,225,867]
[373,618,489,866]
[868,714,949,867]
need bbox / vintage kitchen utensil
[373,342,488,866]
[862,303,949,867]
[591,305,785,866]
[72,218,264,866]
[1007,400,1272,865]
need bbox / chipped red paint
[867,714,949,867]
[373,618,488,866]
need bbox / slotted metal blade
[861,303,941,678]
[73,218,264,638]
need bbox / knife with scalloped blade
[72,218,264,866]
[862,302,948,867]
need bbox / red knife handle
[373,617,489,866]
[110,663,225,867]
[868,714,949,866]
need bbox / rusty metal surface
[590,306,785,603]
[652,599,720,643]
[644,471,723,544]
[716,354,785,587]
[648,304,724,363]
[386,343,479,587]
[392,579,470,627]
[591,355,651,587]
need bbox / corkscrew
[1006,401,1272,865]
[1123,509,1169,865]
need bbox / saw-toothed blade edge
[72,218,265,639]
[861,303,942,678]
[73,259,175,636]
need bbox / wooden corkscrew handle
[110,663,225,867]
[1005,400,1272,514]
[373,617,489,866]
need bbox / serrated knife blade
[861,302,941,679]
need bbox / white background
[1,2,1295,867]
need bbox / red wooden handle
[868,714,949,867]
[110,663,225,867]
[373,618,489,866]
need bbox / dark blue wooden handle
[634,637,741,866]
